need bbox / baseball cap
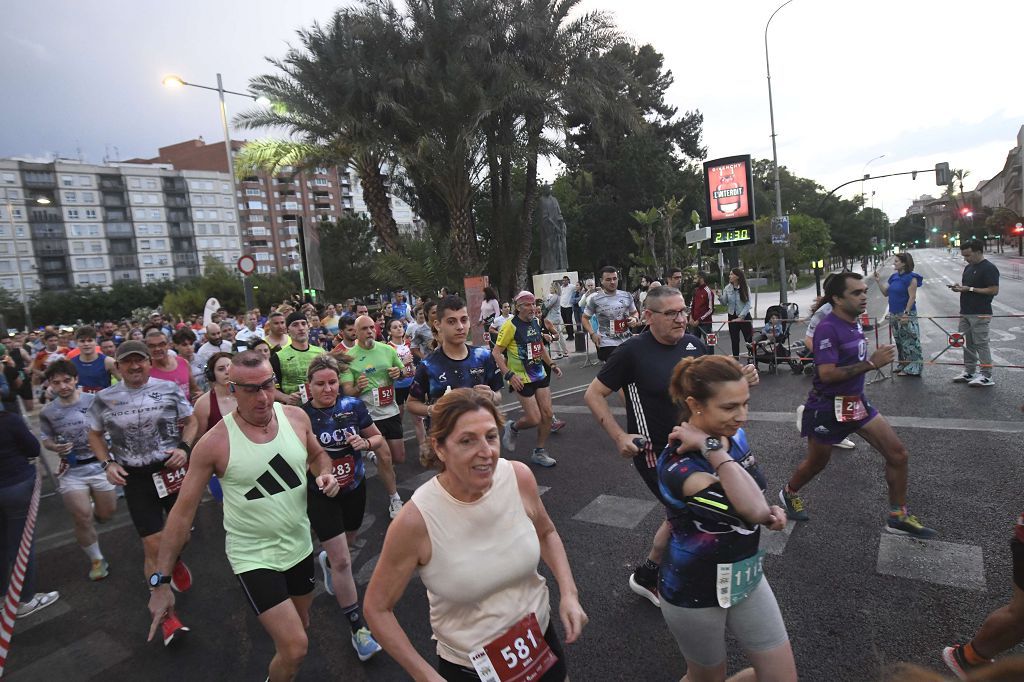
[513,290,536,303]
[115,340,150,361]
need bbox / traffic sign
[948,332,965,348]
[237,255,256,276]
[706,333,718,346]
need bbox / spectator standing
[558,275,576,341]
[720,268,753,361]
[873,253,924,377]
[951,240,999,387]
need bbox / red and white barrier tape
[0,474,42,677]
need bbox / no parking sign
[706,333,718,346]
[948,332,965,348]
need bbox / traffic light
[960,206,971,216]
[1013,223,1024,235]
[931,227,938,233]
[935,162,951,186]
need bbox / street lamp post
[2,189,47,330]
[162,73,269,310]
[765,0,794,305]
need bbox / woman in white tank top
[364,388,587,681]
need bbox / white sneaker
[17,591,59,618]
[834,438,856,449]
[530,448,557,467]
[388,497,404,519]
[501,421,518,452]
[317,550,334,596]
[952,372,976,383]
[968,375,995,387]
[795,404,804,432]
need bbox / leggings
[728,313,753,359]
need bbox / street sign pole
[237,255,256,310]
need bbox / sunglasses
[228,377,277,394]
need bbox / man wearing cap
[271,312,325,405]
[86,340,198,646]
[493,291,563,467]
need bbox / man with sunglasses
[147,351,340,680]
[585,286,759,607]
[86,340,198,645]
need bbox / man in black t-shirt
[584,286,759,606]
[951,240,1000,387]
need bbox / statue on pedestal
[537,185,568,272]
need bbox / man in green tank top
[271,311,325,404]
[147,350,339,681]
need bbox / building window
[65,191,77,202]
[90,242,102,253]
[1,173,14,184]
[147,194,159,204]
[62,176,74,187]
[78,176,92,188]
[153,239,166,249]
[150,209,161,219]
[221,182,230,193]
[314,178,328,186]
[85,209,97,219]
[82,192,95,202]
[245,188,261,196]
[67,209,80,219]
[129,178,141,189]
[144,179,158,190]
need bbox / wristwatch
[504,370,515,381]
[100,460,111,471]
[149,572,172,588]
[700,436,723,456]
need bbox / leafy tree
[318,215,378,300]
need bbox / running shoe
[550,418,567,433]
[170,559,192,593]
[530,448,557,467]
[886,513,937,539]
[834,438,856,450]
[161,613,190,646]
[779,488,809,521]
[628,572,660,607]
[968,375,995,387]
[795,404,804,432]
[318,550,334,596]
[942,643,990,680]
[352,627,383,662]
[365,451,377,465]
[952,372,976,383]
[17,591,59,619]
[89,558,109,581]
[388,497,404,519]
[501,420,518,452]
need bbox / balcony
[42,274,71,288]
[171,238,195,253]
[39,257,67,273]
[109,240,135,255]
[112,268,139,282]
[28,208,62,223]
[173,252,198,265]
[23,171,56,188]
[162,177,186,191]
[106,223,133,237]
[34,240,66,256]
[30,223,64,239]
[102,194,126,208]
[167,210,190,222]
[111,254,138,268]
[105,209,127,221]
[99,177,124,191]
[165,196,189,208]
[169,222,194,237]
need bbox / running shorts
[59,461,116,496]
[375,414,404,441]
[512,372,550,398]
[800,400,878,445]
[307,478,367,541]
[236,553,315,616]
[122,461,179,537]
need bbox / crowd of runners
[0,243,1019,681]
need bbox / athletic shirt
[388,341,415,390]
[584,289,637,347]
[85,378,193,468]
[220,404,314,573]
[656,429,765,608]
[70,354,111,393]
[346,341,404,421]
[302,396,373,493]
[596,331,709,469]
[886,271,923,314]
[39,393,96,462]
[272,344,325,395]
[207,390,228,432]
[413,458,550,667]
[496,316,546,384]
[409,346,504,405]
[804,303,832,341]
[150,356,193,403]
[807,312,868,410]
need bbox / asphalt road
[7,248,1024,681]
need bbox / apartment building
[0,158,241,300]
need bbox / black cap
[115,340,150,361]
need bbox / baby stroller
[748,304,801,374]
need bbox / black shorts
[514,373,551,398]
[307,477,367,541]
[1012,538,1024,591]
[437,622,566,681]
[597,345,619,362]
[122,461,178,537]
[375,413,404,441]
[800,399,879,446]
[395,386,410,405]
[237,553,315,616]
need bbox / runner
[342,315,407,519]
[86,340,198,645]
[69,326,118,393]
[386,318,416,433]
[583,266,639,362]
[330,315,358,357]
[409,302,437,361]
[406,296,503,454]
[146,327,199,404]
[302,354,383,662]
[265,311,291,351]
[364,388,587,681]
[271,312,325,405]
[30,330,68,403]
[39,359,116,581]
[493,291,562,467]
[147,350,340,680]
[777,272,936,538]
[585,286,758,607]
[658,355,796,682]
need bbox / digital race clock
[710,225,755,248]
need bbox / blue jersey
[302,396,374,493]
[71,354,111,393]
[409,346,504,404]
[656,428,766,608]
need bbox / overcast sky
[2,0,1020,221]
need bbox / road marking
[876,534,985,592]
[11,600,71,635]
[572,494,657,530]
[761,520,796,556]
[7,631,130,681]
[545,405,1024,434]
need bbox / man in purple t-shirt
[778,273,936,539]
